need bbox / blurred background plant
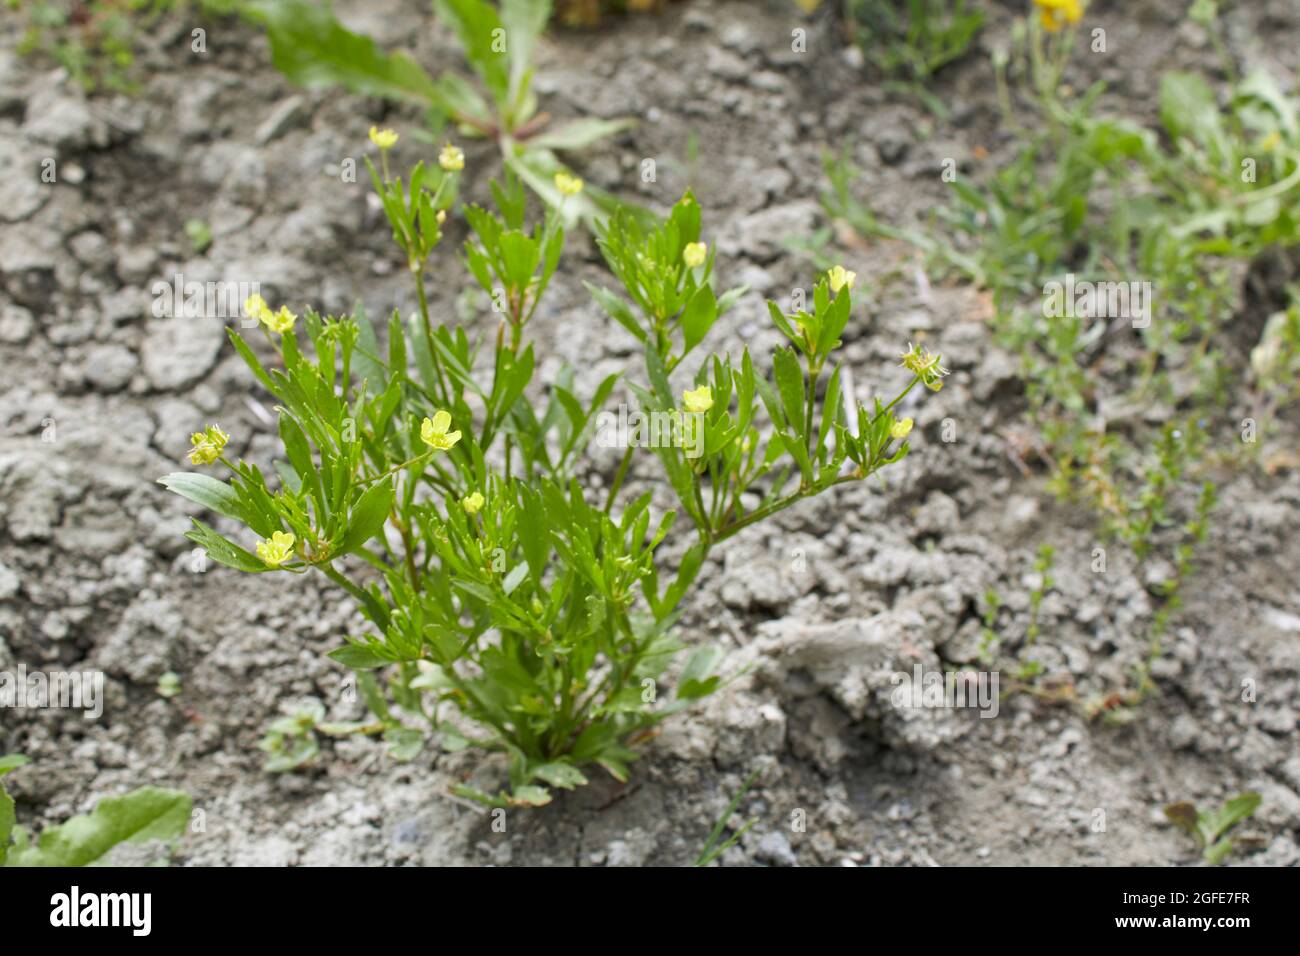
[817,0,1300,716]
[9,0,240,92]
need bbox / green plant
[820,1,1298,712]
[1164,791,1261,865]
[976,587,1000,664]
[1023,543,1054,646]
[845,0,984,83]
[246,0,629,227]
[0,755,190,866]
[185,218,214,254]
[12,0,240,92]
[159,154,940,805]
[694,768,759,867]
[156,671,182,697]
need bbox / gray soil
[1,0,1298,866]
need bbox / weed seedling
[1164,792,1262,865]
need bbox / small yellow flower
[244,293,271,324]
[369,126,399,150]
[256,531,296,567]
[187,424,229,465]
[420,410,462,451]
[554,172,584,197]
[900,341,950,391]
[461,491,485,515]
[1259,130,1282,151]
[436,209,447,225]
[827,265,857,294]
[890,418,914,440]
[1034,0,1082,32]
[682,384,713,415]
[683,242,708,269]
[263,305,297,334]
[438,143,465,171]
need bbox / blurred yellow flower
[554,172,584,196]
[890,418,914,440]
[439,144,465,171]
[683,242,708,268]
[369,126,399,150]
[1035,0,1082,32]
[828,265,857,293]
[421,410,462,451]
[187,424,229,465]
[243,293,271,325]
[461,491,485,515]
[256,531,296,567]
[263,305,297,334]
[682,385,713,414]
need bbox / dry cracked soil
[1,0,1298,866]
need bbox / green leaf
[432,0,509,102]
[327,638,392,670]
[508,785,552,807]
[249,0,445,108]
[527,117,632,152]
[451,784,503,807]
[644,341,673,408]
[185,520,269,573]
[676,645,724,700]
[531,761,588,790]
[585,282,646,343]
[772,347,807,438]
[1203,837,1233,865]
[1159,71,1220,144]
[7,787,190,867]
[516,483,550,588]
[0,755,29,778]
[680,284,718,357]
[158,473,245,523]
[340,479,394,555]
[384,726,425,762]
[0,800,11,865]
[1205,791,1261,843]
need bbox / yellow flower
[438,143,465,171]
[256,531,296,567]
[436,209,447,225]
[420,410,462,451]
[263,305,297,334]
[683,242,708,269]
[554,171,584,196]
[682,385,713,415]
[827,265,856,294]
[244,293,272,325]
[461,491,485,515]
[1259,130,1282,151]
[899,341,950,392]
[1035,0,1082,32]
[890,418,914,440]
[187,424,229,465]
[369,126,399,150]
